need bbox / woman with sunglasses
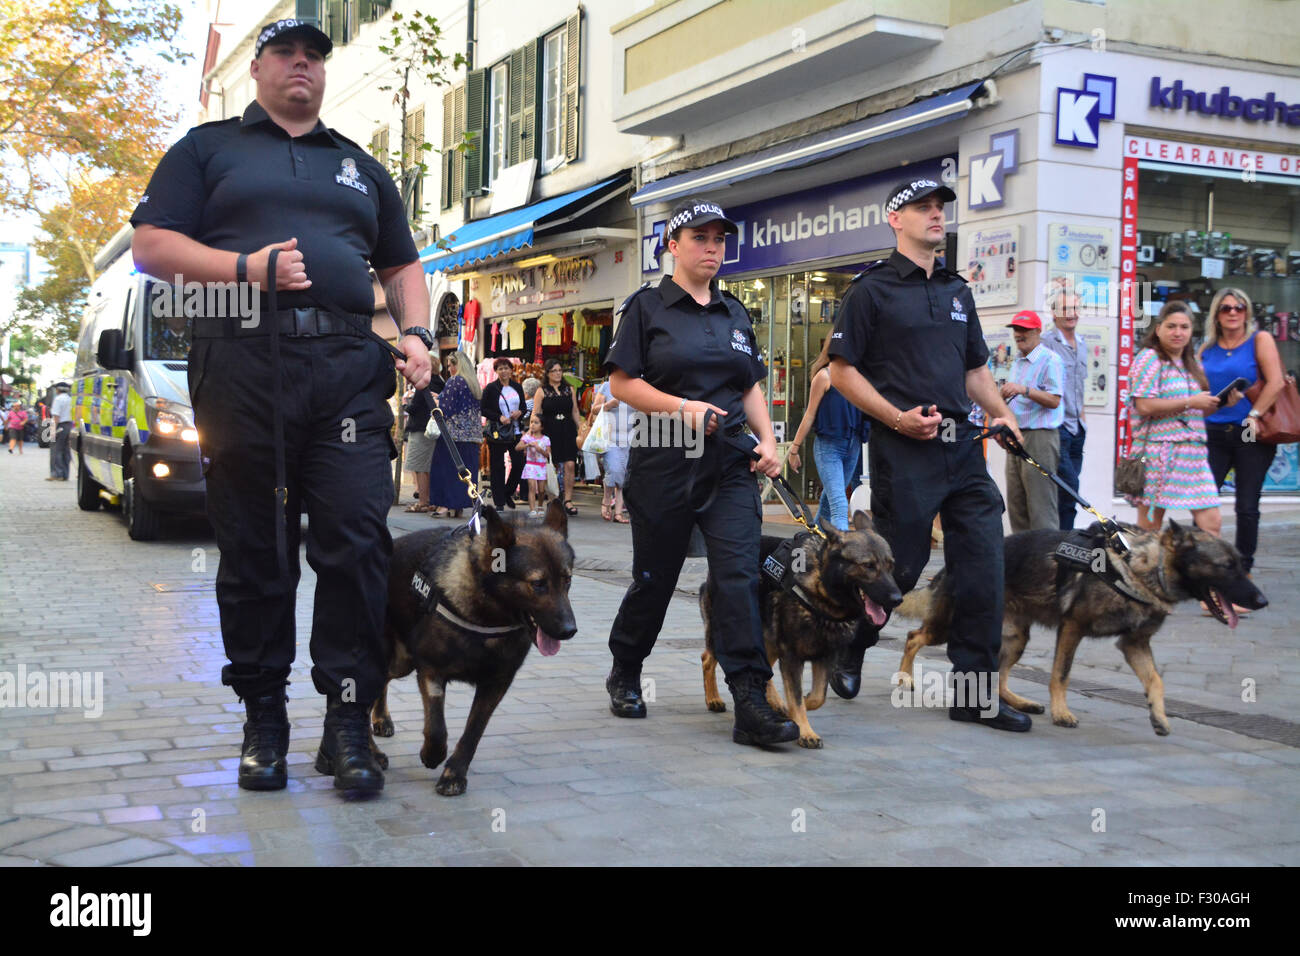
[1200,288,1285,574]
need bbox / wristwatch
[1248,408,1262,419]
[401,327,434,350]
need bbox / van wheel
[77,454,101,511]
[125,475,161,541]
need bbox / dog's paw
[706,699,727,713]
[372,716,395,738]
[798,733,823,749]
[372,747,389,770]
[893,672,914,690]
[1051,710,1079,728]
[1012,698,1045,714]
[420,743,447,769]
[435,769,467,796]
[1150,712,1171,736]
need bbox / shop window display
[1136,169,1300,492]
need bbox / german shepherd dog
[700,511,902,748]
[371,500,577,795]
[893,521,1267,736]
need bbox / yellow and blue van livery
[73,239,205,540]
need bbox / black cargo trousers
[865,423,1006,676]
[188,331,397,704]
[608,436,772,680]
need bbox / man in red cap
[1000,310,1065,531]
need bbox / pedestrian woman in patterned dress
[426,351,484,519]
[1127,301,1225,533]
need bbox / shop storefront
[1120,134,1300,493]
[464,244,631,383]
[959,51,1300,519]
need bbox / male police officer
[131,19,433,792]
[827,178,1031,731]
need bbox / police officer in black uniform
[130,19,434,791]
[827,178,1032,731]
[603,199,797,746]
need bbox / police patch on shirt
[950,296,967,323]
[335,157,369,195]
[731,328,753,355]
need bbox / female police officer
[602,199,796,747]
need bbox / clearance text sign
[1117,153,1140,466]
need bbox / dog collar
[433,601,530,635]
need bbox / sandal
[405,503,431,513]
[430,508,450,518]
[614,511,630,524]
[564,501,579,515]
[601,502,613,521]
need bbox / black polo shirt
[827,250,988,424]
[604,275,766,426]
[130,101,417,317]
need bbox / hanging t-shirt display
[538,312,564,346]
[505,317,527,351]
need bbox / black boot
[727,671,798,746]
[606,659,646,718]
[829,619,880,700]
[315,696,385,792]
[238,692,289,791]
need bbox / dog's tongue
[1212,589,1240,629]
[535,627,561,657]
[863,596,887,627]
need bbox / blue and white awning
[420,174,630,273]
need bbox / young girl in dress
[516,415,552,516]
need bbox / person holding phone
[1127,301,1223,535]
[1199,288,1283,573]
[828,177,1028,732]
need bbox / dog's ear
[478,504,516,553]
[542,498,569,538]
[851,510,874,533]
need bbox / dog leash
[690,409,826,539]
[976,423,1130,555]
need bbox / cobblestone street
[1,446,1297,866]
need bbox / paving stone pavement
[1,445,1297,866]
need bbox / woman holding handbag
[591,376,630,522]
[1200,288,1285,573]
[1126,301,1225,533]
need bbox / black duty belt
[192,308,375,339]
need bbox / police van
[72,227,205,540]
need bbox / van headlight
[145,397,198,443]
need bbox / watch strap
[236,253,248,285]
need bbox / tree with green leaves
[0,0,189,350]
[374,10,466,226]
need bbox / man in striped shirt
[1000,311,1065,531]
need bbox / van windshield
[145,281,191,360]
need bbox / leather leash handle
[267,248,290,580]
[707,409,825,537]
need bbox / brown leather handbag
[1244,376,1300,444]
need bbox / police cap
[255,19,333,58]
[666,199,739,237]
[884,178,957,214]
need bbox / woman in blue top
[1199,288,1285,573]
[788,366,870,531]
